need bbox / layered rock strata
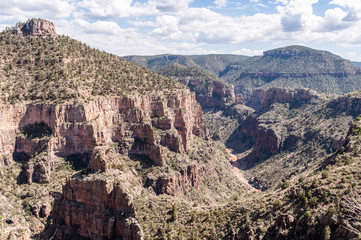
[15,19,56,37]
[0,91,207,180]
[53,171,144,240]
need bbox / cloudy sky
[1,0,361,60]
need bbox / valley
[0,19,360,240]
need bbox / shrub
[171,204,178,222]
[321,171,330,179]
[303,210,312,220]
[323,226,331,240]
[280,181,290,189]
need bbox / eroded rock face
[262,87,318,108]
[252,126,282,157]
[15,19,56,37]
[246,89,266,110]
[53,172,144,240]
[176,76,239,109]
[145,163,207,195]
[0,90,208,183]
[328,95,361,115]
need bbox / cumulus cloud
[77,0,133,18]
[2,0,361,59]
[330,0,361,22]
[278,0,318,32]
[232,48,263,56]
[153,0,193,12]
[315,8,350,32]
[214,0,227,8]
[0,0,73,24]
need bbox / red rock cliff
[53,171,144,240]
[0,90,208,182]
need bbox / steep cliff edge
[53,171,144,240]
[220,45,361,97]
[0,20,245,239]
[225,87,353,190]
[159,63,243,110]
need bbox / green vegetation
[219,45,361,95]
[21,122,52,139]
[124,54,249,74]
[0,22,183,104]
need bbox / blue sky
[1,0,361,60]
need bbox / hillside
[124,54,249,75]
[1,19,361,240]
[0,19,248,240]
[220,45,361,96]
[159,63,244,109]
[0,20,183,104]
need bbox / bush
[303,210,312,220]
[171,204,178,222]
[21,122,52,139]
[280,181,290,189]
[321,171,330,179]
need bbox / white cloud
[278,0,318,32]
[330,0,361,21]
[153,0,193,12]
[0,0,73,24]
[315,8,350,32]
[214,0,227,7]
[78,0,133,18]
[232,48,263,56]
[275,0,288,4]
[2,0,361,60]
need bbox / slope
[0,19,247,240]
[220,45,361,96]
[124,54,249,75]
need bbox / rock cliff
[15,19,56,37]
[53,171,144,240]
[0,90,207,182]
[158,64,241,110]
[262,87,319,108]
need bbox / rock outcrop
[246,89,266,110]
[15,19,56,37]
[262,87,319,108]
[16,18,56,37]
[53,171,144,240]
[327,95,361,115]
[0,90,208,183]
[145,163,207,195]
[192,80,237,109]
[159,64,242,110]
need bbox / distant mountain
[126,46,361,100]
[124,54,249,75]
[352,61,361,68]
[159,63,244,110]
[220,45,361,96]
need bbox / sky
[1,0,361,61]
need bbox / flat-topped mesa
[263,46,314,57]
[15,19,56,37]
[262,87,319,108]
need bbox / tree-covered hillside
[0,22,182,104]
[124,54,249,75]
[220,45,361,96]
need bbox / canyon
[0,19,361,240]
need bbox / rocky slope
[124,54,249,75]
[227,87,361,191]
[159,63,244,110]
[220,45,361,97]
[0,19,247,240]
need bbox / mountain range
[0,19,360,240]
